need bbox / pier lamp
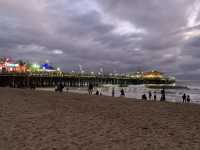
[57,67,61,71]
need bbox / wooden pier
[0,73,175,88]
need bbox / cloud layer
[1,0,200,78]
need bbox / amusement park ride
[0,57,60,73]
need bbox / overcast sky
[1,0,200,79]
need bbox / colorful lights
[143,70,163,79]
[41,63,56,72]
[7,63,19,67]
[0,57,27,73]
[0,57,62,73]
[130,70,164,79]
[29,63,41,72]
[32,63,40,69]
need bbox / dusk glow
[1,0,200,79]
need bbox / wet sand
[0,88,200,150]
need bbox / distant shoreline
[35,87,199,105]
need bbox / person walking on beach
[182,93,186,103]
[187,95,191,103]
[88,83,93,95]
[112,87,115,97]
[154,91,157,101]
[149,91,152,100]
[120,88,125,96]
[96,90,99,96]
[160,88,166,101]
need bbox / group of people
[182,93,190,103]
[56,82,192,103]
[142,89,191,103]
[142,91,157,101]
[88,85,125,97]
[142,90,163,101]
[88,83,102,96]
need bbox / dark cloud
[1,0,200,78]
[97,0,194,32]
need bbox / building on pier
[130,70,175,81]
[143,70,163,79]
[0,58,27,73]
[41,63,60,72]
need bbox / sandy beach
[0,88,200,150]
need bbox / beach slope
[0,88,200,150]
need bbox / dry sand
[0,88,200,150]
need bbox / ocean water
[37,80,200,104]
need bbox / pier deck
[0,73,175,88]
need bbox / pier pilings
[0,73,175,88]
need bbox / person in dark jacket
[160,88,166,101]
[88,83,93,95]
[142,94,147,100]
[112,87,115,97]
[153,91,157,101]
[120,88,125,96]
[149,91,152,100]
[187,95,191,103]
[182,93,186,103]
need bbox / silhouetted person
[182,93,186,103]
[149,91,152,100]
[120,88,125,96]
[96,90,99,96]
[187,95,191,103]
[88,83,93,95]
[112,87,115,97]
[160,88,166,101]
[142,94,147,100]
[59,83,64,92]
[154,91,157,101]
